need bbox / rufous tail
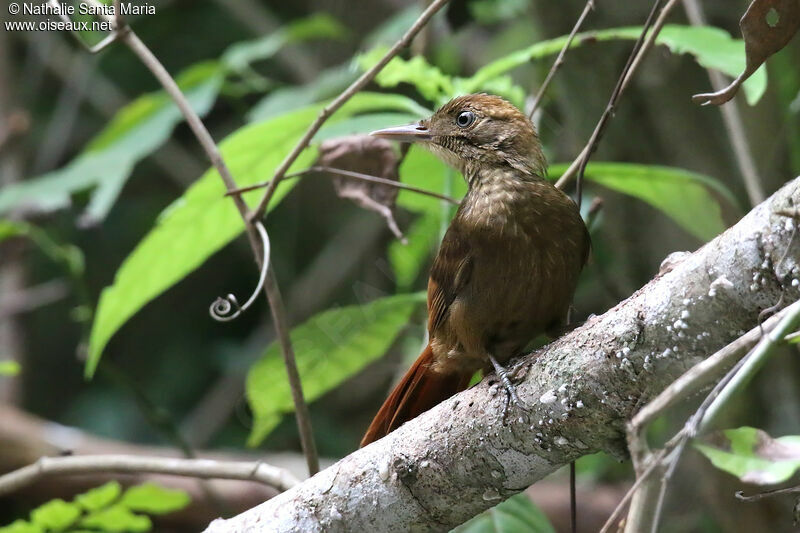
[360,344,471,447]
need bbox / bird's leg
[487,354,526,421]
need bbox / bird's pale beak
[370,123,431,143]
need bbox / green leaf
[75,482,122,512]
[119,483,190,515]
[549,162,735,242]
[357,46,530,107]
[0,220,84,277]
[87,92,427,378]
[29,500,80,531]
[452,493,555,533]
[80,505,151,533]
[0,360,21,377]
[395,149,467,212]
[454,74,526,109]
[363,4,422,49]
[315,112,423,143]
[0,520,42,533]
[390,210,442,290]
[467,25,766,105]
[358,47,455,103]
[388,148,465,288]
[247,292,425,446]
[0,62,223,223]
[0,220,24,241]
[469,0,530,25]
[695,427,800,485]
[248,65,358,122]
[222,14,346,74]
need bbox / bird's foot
[488,354,528,423]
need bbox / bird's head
[371,93,546,180]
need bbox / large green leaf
[0,62,223,223]
[468,25,766,105]
[87,93,427,378]
[549,162,735,241]
[695,427,800,485]
[452,493,555,533]
[247,292,425,446]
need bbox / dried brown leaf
[318,135,407,243]
[693,0,800,106]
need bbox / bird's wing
[427,222,473,335]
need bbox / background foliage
[1,0,800,531]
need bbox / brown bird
[361,94,589,447]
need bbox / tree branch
[225,166,459,204]
[205,176,800,531]
[0,455,299,497]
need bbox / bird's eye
[456,110,476,128]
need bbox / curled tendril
[209,294,242,321]
[209,221,271,322]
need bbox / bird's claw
[489,354,529,423]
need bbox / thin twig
[0,454,300,497]
[598,447,670,533]
[249,0,451,222]
[681,0,765,206]
[573,0,673,208]
[0,280,69,320]
[736,485,800,502]
[646,300,800,531]
[528,0,595,118]
[555,0,681,195]
[73,0,320,475]
[620,301,799,532]
[48,0,126,54]
[699,299,800,431]
[225,166,460,204]
[569,461,577,533]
